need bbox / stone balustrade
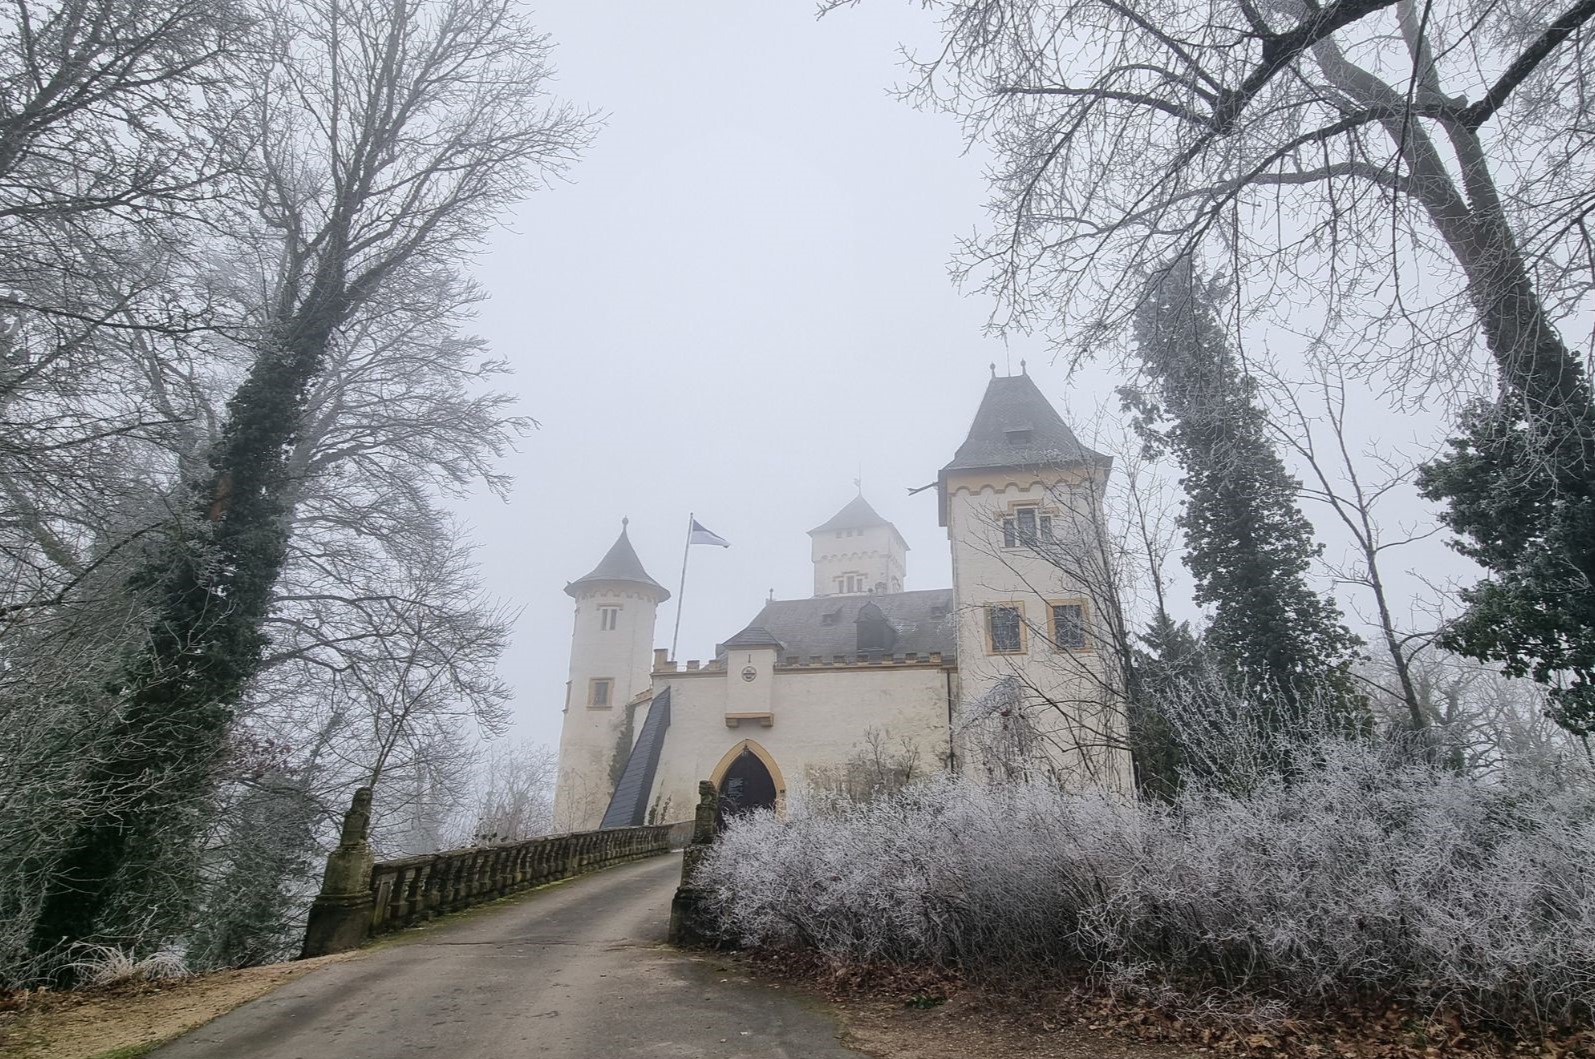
[303,810,692,957]
[367,823,692,937]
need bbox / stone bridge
[149,783,871,1059]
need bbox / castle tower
[553,521,670,831]
[939,371,1131,788]
[807,494,908,597]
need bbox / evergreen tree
[1127,614,1208,799]
[1126,256,1362,730]
[1419,397,1595,735]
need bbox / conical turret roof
[938,372,1110,525]
[808,494,891,535]
[565,521,670,600]
[941,372,1104,476]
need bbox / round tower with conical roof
[553,520,670,831]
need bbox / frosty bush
[698,741,1595,1027]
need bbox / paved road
[154,854,866,1059]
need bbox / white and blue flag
[688,519,730,548]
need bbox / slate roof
[721,625,784,650]
[718,589,957,662]
[599,687,671,828]
[942,373,1105,475]
[809,495,891,535]
[938,373,1109,524]
[565,522,670,600]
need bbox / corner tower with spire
[553,520,670,831]
[939,367,1131,788]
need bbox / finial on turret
[989,362,996,378]
[622,516,629,529]
[1020,358,1027,375]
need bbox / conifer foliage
[1126,258,1361,728]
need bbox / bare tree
[827,0,1595,732]
[1263,361,1443,734]
[27,0,593,968]
[460,740,558,846]
[827,0,1591,389]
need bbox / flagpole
[670,511,693,662]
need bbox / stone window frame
[587,677,614,708]
[984,601,1028,655]
[1000,501,1055,549]
[598,604,621,631]
[833,570,867,594]
[1047,598,1091,651]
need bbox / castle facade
[553,371,1133,830]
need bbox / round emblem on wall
[741,665,758,683]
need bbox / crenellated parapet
[652,651,948,675]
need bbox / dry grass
[0,955,353,1059]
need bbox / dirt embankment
[0,955,353,1059]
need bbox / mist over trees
[0,0,589,984]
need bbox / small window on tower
[598,605,619,631]
[588,678,613,708]
[986,604,1025,654]
[1051,603,1087,649]
[1016,507,1038,542]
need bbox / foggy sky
[457,2,1473,750]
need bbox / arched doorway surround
[710,739,785,825]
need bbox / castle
[552,371,1133,830]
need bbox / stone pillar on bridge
[301,786,375,958]
[668,780,719,946]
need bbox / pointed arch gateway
[710,739,785,824]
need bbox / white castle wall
[944,467,1133,791]
[637,654,952,822]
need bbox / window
[820,608,841,627]
[588,678,613,708]
[1003,506,1054,548]
[598,605,619,631]
[986,604,1024,654]
[1051,603,1087,649]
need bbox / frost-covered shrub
[698,740,1595,1026]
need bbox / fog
[456,1,1472,749]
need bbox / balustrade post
[301,787,376,958]
[668,780,721,946]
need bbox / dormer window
[1005,425,1034,445]
[820,608,842,627]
